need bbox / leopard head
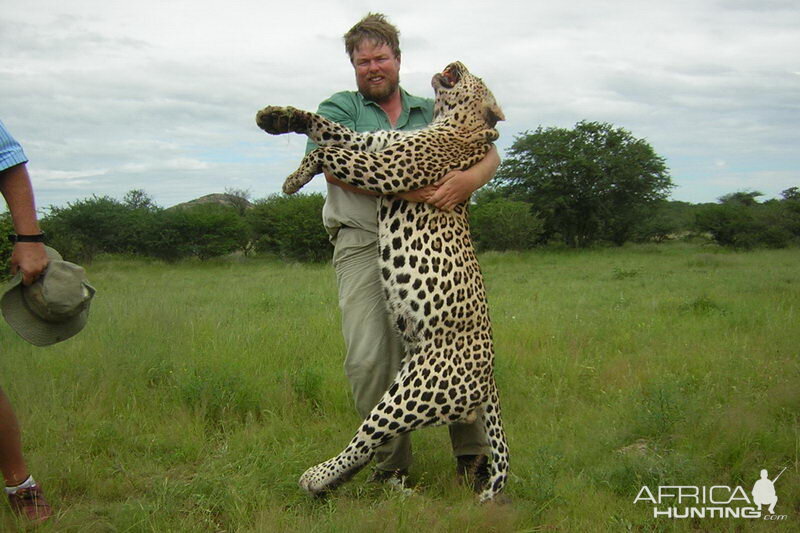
[431,61,505,131]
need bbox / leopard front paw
[256,106,309,135]
[282,172,309,194]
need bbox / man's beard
[359,77,399,104]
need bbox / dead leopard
[256,61,509,503]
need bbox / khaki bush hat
[1,246,95,346]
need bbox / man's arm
[309,95,500,206]
[400,145,500,210]
[307,96,381,197]
[325,171,379,196]
[0,163,48,285]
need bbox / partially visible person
[308,13,500,488]
[0,118,52,524]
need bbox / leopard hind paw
[299,459,362,497]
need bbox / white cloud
[163,158,211,171]
[1,0,798,207]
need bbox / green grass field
[1,243,797,531]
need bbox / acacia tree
[496,121,673,246]
[694,189,797,249]
[223,187,253,216]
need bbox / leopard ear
[485,103,505,127]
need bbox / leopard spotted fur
[256,61,508,502]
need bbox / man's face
[352,40,400,103]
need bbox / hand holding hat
[10,240,50,286]
[1,246,95,346]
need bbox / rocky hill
[169,193,253,212]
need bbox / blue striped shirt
[0,119,29,172]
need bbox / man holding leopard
[310,13,500,490]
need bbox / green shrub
[633,214,679,243]
[0,212,14,279]
[247,193,331,262]
[40,191,249,262]
[694,202,794,249]
[148,205,249,261]
[470,198,543,251]
[41,195,138,262]
[694,203,758,248]
[40,191,163,262]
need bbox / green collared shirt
[307,88,434,240]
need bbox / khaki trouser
[333,227,490,471]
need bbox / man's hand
[330,144,499,210]
[426,145,500,211]
[10,242,49,286]
[397,184,438,204]
[427,170,480,211]
[398,169,483,211]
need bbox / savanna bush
[470,198,543,251]
[694,202,794,249]
[40,191,250,262]
[247,193,331,262]
[0,212,14,279]
[147,204,250,261]
[41,195,151,262]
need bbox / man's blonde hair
[344,13,401,63]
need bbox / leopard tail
[478,378,509,503]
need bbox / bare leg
[0,387,30,487]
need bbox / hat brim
[1,272,91,347]
[1,246,92,347]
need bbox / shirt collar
[358,87,424,107]
[399,87,429,111]
[358,87,427,128]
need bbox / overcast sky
[2,0,798,209]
